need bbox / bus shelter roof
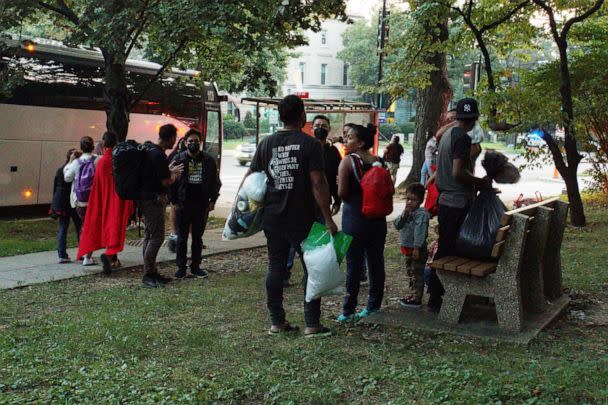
[241,97,376,114]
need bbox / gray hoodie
[393,206,430,248]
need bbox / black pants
[430,204,469,298]
[343,221,387,315]
[264,228,321,328]
[175,201,208,271]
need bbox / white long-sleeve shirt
[63,153,96,208]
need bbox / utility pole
[376,0,388,110]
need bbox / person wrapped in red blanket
[77,132,134,273]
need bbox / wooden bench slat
[494,225,510,242]
[469,261,497,277]
[443,258,473,271]
[429,256,461,270]
[491,240,505,258]
[501,197,560,225]
[455,260,484,275]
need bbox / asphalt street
[217,148,592,211]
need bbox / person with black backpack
[169,129,220,279]
[336,124,393,323]
[138,124,184,288]
[63,136,98,266]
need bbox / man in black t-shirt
[243,95,338,338]
[170,130,220,280]
[139,124,184,288]
[432,98,491,311]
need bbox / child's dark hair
[80,136,94,153]
[350,123,376,150]
[406,182,426,201]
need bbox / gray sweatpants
[139,199,166,276]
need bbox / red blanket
[78,149,134,257]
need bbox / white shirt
[63,153,96,208]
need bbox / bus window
[205,110,220,160]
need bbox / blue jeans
[57,208,82,259]
[343,220,387,315]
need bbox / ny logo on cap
[464,104,471,112]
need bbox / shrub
[223,120,246,140]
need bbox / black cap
[455,98,479,119]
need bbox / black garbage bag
[456,189,506,259]
[482,150,520,184]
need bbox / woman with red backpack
[336,124,393,322]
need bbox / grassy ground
[0,197,607,403]
[0,215,225,258]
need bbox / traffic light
[376,11,390,53]
[463,62,481,94]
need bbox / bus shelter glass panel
[205,111,221,159]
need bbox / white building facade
[282,17,362,100]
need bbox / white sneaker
[83,257,97,266]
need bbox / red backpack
[350,153,394,219]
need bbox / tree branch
[466,0,474,19]
[480,0,530,33]
[37,1,79,25]
[561,0,605,39]
[125,0,159,57]
[129,37,188,110]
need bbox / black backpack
[112,140,153,200]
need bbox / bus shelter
[241,97,380,154]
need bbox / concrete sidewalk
[0,227,267,290]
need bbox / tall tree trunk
[402,8,451,187]
[103,50,130,142]
[556,41,586,226]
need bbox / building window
[321,64,327,85]
[299,62,305,84]
[321,30,327,45]
[343,64,349,86]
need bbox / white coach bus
[0,38,224,209]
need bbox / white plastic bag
[240,171,267,202]
[303,238,344,302]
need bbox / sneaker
[57,257,71,264]
[167,234,177,254]
[82,257,97,266]
[174,268,187,279]
[152,273,172,284]
[304,325,332,338]
[142,275,161,288]
[268,322,299,336]
[100,253,112,274]
[336,313,356,323]
[191,268,208,279]
[355,307,378,320]
[399,297,422,308]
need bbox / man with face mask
[312,115,342,216]
[169,129,220,279]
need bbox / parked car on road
[235,140,257,166]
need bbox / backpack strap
[349,153,364,183]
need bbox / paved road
[217,149,592,210]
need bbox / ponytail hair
[351,123,376,150]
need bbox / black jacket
[323,143,342,205]
[50,166,71,216]
[170,150,220,205]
